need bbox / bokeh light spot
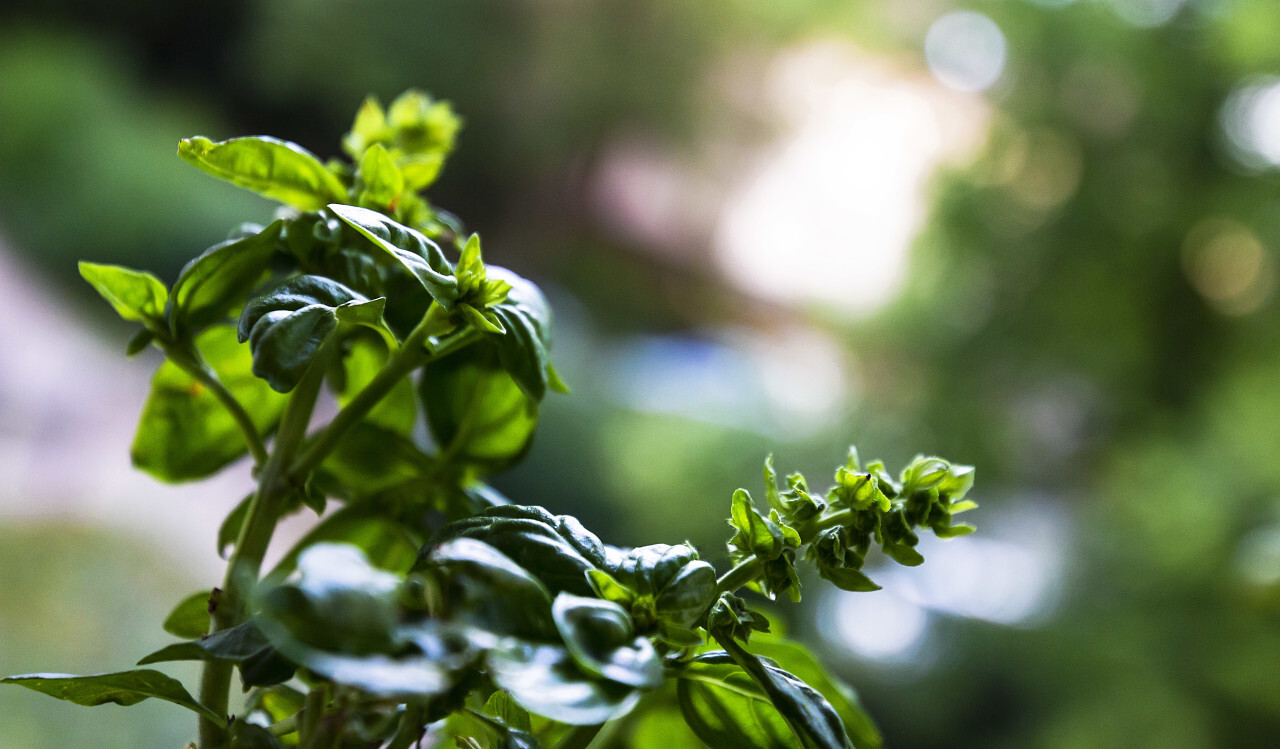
[1183,218,1275,316]
[924,12,1007,94]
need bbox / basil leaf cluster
[6,90,983,749]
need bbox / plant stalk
[166,343,269,467]
[196,343,334,747]
[714,507,853,595]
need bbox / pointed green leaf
[163,590,212,639]
[2,670,225,726]
[79,262,167,325]
[421,342,539,473]
[132,326,286,482]
[329,204,458,308]
[168,220,284,336]
[178,136,346,209]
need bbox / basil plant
[4,91,978,749]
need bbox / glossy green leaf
[418,538,556,640]
[482,267,559,401]
[421,342,539,472]
[312,421,432,501]
[168,220,284,336]
[178,135,346,209]
[259,544,402,656]
[431,506,607,596]
[1,670,225,725]
[551,593,662,689]
[487,642,640,726]
[79,262,167,325]
[132,326,285,482]
[680,647,852,749]
[162,590,211,639]
[329,203,458,308]
[677,662,794,749]
[238,274,368,392]
[712,640,852,749]
[746,640,882,749]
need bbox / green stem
[166,343,269,467]
[268,715,299,737]
[196,344,334,748]
[288,320,480,480]
[555,723,605,749]
[299,686,328,749]
[715,508,853,595]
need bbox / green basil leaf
[2,670,225,726]
[704,641,852,749]
[483,267,559,401]
[168,220,284,336]
[336,337,417,435]
[238,275,369,392]
[225,721,286,749]
[418,538,555,640]
[430,507,606,597]
[329,204,458,308]
[217,494,254,559]
[269,504,420,580]
[178,135,346,210]
[677,662,794,748]
[343,95,391,158]
[487,642,640,726]
[137,619,271,665]
[746,640,882,749]
[79,262,167,325]
[551,593,662,689]
[386,89,460,158]
[311,421,432,501]
[162,590,211,639]
[126,329,156,356]
[484,690,534,733]
[605,544,717,631]
[356,143,404,211]
[259,544,402,656]
[421,342,539,473]
[132,326,286,482]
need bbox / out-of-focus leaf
[336,337,417,435]
[178,135,346,210]
[168,221,284,336]
[79,262,167,325]
[484,690,534,733]
[421,342,538,473]
[132,326,285,482]
[356,143,404,211]
[551,594,663,689]
[487,642,640,726]
[417,538,555,640]
[1,670,224,725]
[677,661,793,749]
[268,504,420,579]
[313,421,431,501]
[162,590,211,639]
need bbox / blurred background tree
[2,0,1280,746]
